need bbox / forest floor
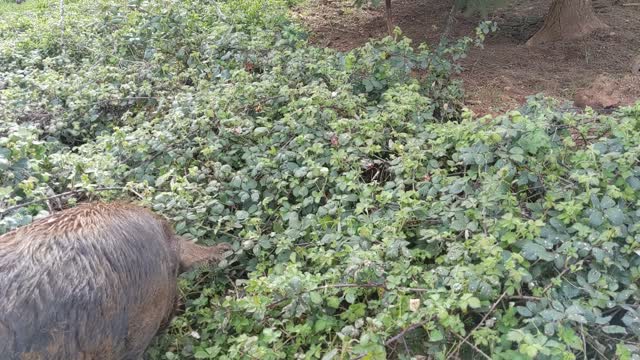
[294,0,640,115]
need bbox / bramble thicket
[0,0,639,358]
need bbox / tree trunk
[385,0,393,36]
[526,0,608,46]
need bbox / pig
[0,202,232,360]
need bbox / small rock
[574,75,623,109]
[409,298,420,312]
[632,55,640,75]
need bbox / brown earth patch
[293,0,640,115]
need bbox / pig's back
[0,203,180,360]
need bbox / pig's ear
[178,238,233,273]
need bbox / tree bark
[526,0,608,46]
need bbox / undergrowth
[1,0,639,359]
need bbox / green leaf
[236,210,249,221]
[516,306,533,317]
[449,179,467,194]
[558,326,583,350]
[521,242,554,261]
[587,268,601,284]
[540,309,564,321]
[507,330,524,342]
[253,127,269,136]
[602,325,627,334]
[467,297,481,309]
[626,177,640,190]
[0,157,9,171]
[309,292,323,305]
[430,329,444,342]
[194,350,211,359]
[605,207,625,226]
[327,296,341,309]
[544,323,555,336]
[589,210,604,227]
[321,349,339,360]
[600,196,616,209]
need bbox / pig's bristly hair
[0,203,181,359]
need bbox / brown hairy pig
[0,202,232,360]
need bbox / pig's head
[177,238,234,273]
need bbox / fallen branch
[385,319,431,346]
[352,319,432,360]
[267,282,385,310]
[508,295,544,302]
[542,266,573,294]
[451,332,492,360]
[267,282,432,310]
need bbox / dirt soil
[293,0,640,115]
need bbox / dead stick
[446,291,507,359]
[352,319,432,360]
[385,319,431,346]
[452,332,492,360]
[542,266,572,294]
[267,282,433,310]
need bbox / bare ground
[293,0,640,115]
